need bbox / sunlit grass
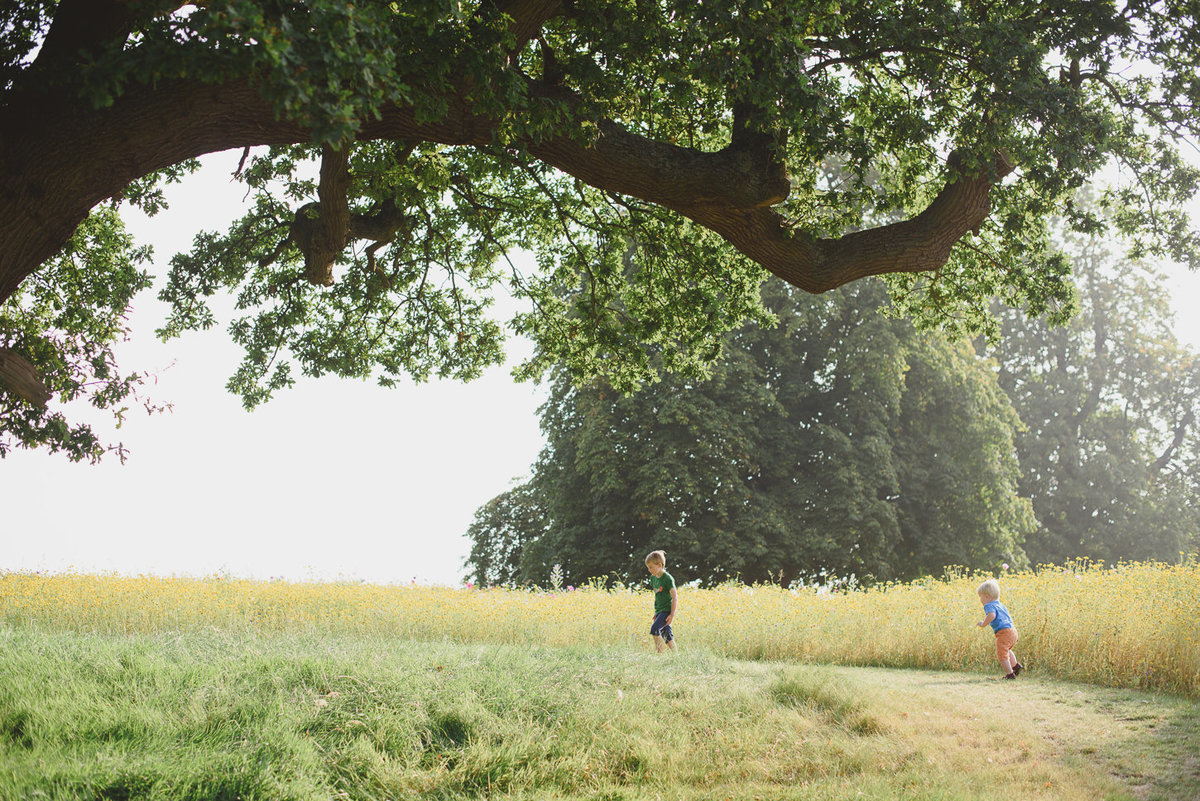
[2,559,1197,695]
[3,629,1196,801]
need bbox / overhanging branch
[526,112,1014,292]
[292,143,353,286]
[282,142,413,282]
[2,63,1016,309]
[31,0,144,73]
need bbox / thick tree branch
[292,143,353,286]
[31,0,143,73]
[0,348,51,407]
[525,114,1012,292]
[1,69,1011,309]
[283,141,414,281]
[37,2,216,77]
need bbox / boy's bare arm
[977,611,996,628]
[667,587,678,624]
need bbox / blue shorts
[650,611,673,642]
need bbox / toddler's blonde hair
[977,578,1000,600]
[645,550,666,567]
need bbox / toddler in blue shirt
[977,578,1022,680]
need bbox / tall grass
[0,631,912,801]
[2,560,1196,695]
[11,629,1182,801]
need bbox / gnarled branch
[481,0,564,52]
[0,348,51,407]
[285,194,410,282]
[525,106,1013,292]
[294,143,353,286]
[3,64,1015,308]
[32,0,138,72]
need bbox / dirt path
[829,665,1200,801]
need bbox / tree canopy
[981,233,1200,565]
[465,278,1036,588]
[2,1,1199,459]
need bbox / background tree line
[464,243,1200,588]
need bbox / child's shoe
[1012,663,1023,676]
[1002,673,1016,680]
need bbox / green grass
[1,626,1196,800]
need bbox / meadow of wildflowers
[2,559,1196,696]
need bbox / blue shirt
[984,600,1014,632]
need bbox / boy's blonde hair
[977,578,1000,600]
[645,550,667,567]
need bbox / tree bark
[296,144,353,286]
[0,348,51,407]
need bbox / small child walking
[976,578,1022,680]
[645,550,678,653]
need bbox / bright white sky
[3,151,1200,586]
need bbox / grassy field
[1,628,1198,801]
[1,564,1197,800]
[2,560,1197,694]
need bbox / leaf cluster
[0,207,161,462]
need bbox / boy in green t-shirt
[645,549,678,653]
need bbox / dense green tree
[981,242,1200,565]
[891,337,1037,576]
[464,481,547,587]
[3,1,1199,459]
[464,279,1035,587]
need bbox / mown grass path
[825,665,1200,801]
[1,629,1196,800]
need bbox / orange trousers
[995,627,1018,663]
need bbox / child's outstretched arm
[977,611,996,628]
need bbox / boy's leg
[996,630,1018,677]
[650,612,669,652]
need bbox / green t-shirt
[651,571,676,615]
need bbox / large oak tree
[1,0,1198,459]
